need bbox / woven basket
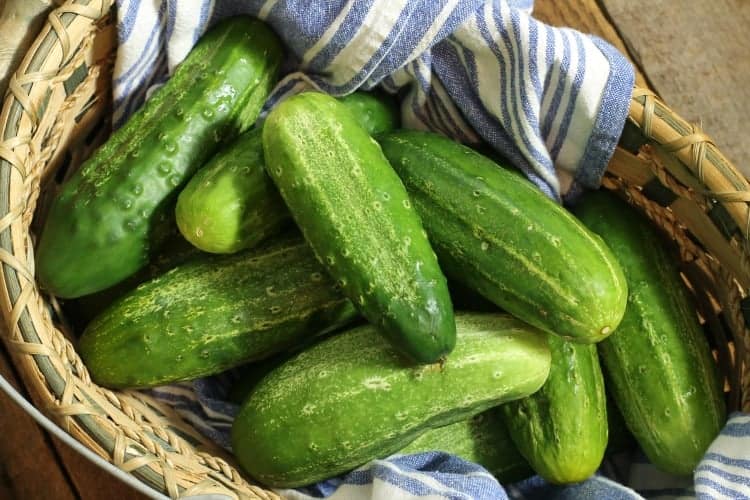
[1,0,748,498]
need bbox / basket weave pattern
[0,1,748,498]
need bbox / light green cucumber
[231,312,551,487]
[174,91,399,254]
[378,130,628,344]
[262,92,455,363]
[501,334,608,484]
[574,190,726,475]
[175,127,289,253]
[79,235,358,388]
[36,17,284,298]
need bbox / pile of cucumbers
[36,17,726,488]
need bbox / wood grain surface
[0,337,147,499]
[598,0,750,176]
[533,0,651,89]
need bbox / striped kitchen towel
[113,0,634,201]
[695,413,750,500]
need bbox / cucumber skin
[378,130,628,344]
[501,335,608,484]
[229,353,533,484]
[574,190,726,476]
[262,92,455,363]
[66,231,202,329]
[400,408,533,484]
[79,235,359,388]
[174,91,399,254]
[232,312,551,487]
[36,17,284,298]
[339,91,400,136]
[175,127,289,253]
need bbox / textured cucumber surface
[36,17,283,297]
[175,127,289,253]
[232,312,551,487]
[79,235,358,388]
[502,334,608,484]
[575,190,726,475]
[174,91,399,254]
[378,130,628,343]
[263,92,455,363]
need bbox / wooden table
[0,1,747,498]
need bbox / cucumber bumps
[262,92,455,363]
[575,190,725,475]
[79,235,359,388]
[174,92,399,254]
[232,312,551,487]
[36,17,283,297]
[379,130,628,344]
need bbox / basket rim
[0,0,749,498]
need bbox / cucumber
[65,230,203,330]
[36,17,284,298]
[231,312,552,487]
[501,334,608,484]
[339,91,400,136]
[400,408,533,484]
[174,91,399,254]
[79,235,359,388]
[574,190,726,475]
[262,92,455,363]
[175,127,289,253]
[378,130,628,344]
[228,352,533,483]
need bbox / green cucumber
[228,353,533,483]
[66,230,203,329]
[79,235,358,388]
[400,408,533,484]
[36,17,284,298]
[232,312,552,487]
[501,334,607,484]
[175,127,289,253]
[378,130,628,344]
[574,190,726,475]
[262,92,455,363]
[174,91,399,254]
[339,91,400,136]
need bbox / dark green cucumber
[339,91,400,136]
[232,312,551,487]
[501,334,607,484]
[175,127,289,253]
[36,17,284,298]
[66,230,203,330]
[263,92,455,363]
[400,408,533,484]
[174,91,399,254]
[79,235,359,388]
[378,130,628,344]
[574,190,726,475]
